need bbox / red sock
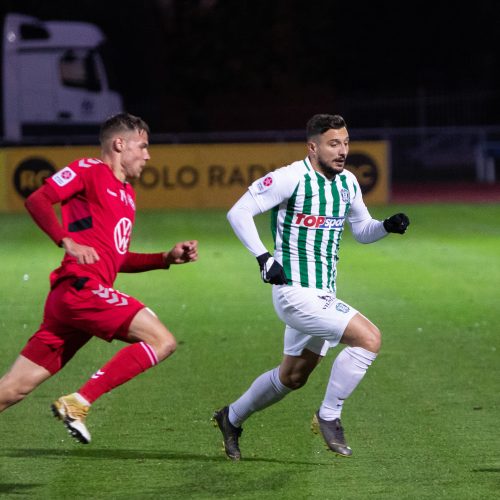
[78,342,158,404]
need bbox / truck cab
[2,13,123,142]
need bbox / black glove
[256,252,288,285]
[383,213,410,234]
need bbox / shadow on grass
[0,483,42,494]
[2,448,330,467]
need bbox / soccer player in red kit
[0,113,198,444]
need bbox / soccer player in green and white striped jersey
[213,114,409,460]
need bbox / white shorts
[272,285,358,356]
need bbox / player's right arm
[227,191,268,258]
[24,168,100,264]
[227,169,294,285]
[227,191,287,285]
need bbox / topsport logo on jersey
[114,218,132,254]
[294,213,345,229]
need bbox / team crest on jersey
[254,174,274,193]
[335,302,350,314]
[114,217,132,254]
[341,188,350,203]
[52,167,76,186]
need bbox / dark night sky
[3,0,500,132]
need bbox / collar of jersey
[304,157,335,183]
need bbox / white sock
[319,347,377,421]
[229,366,291,427]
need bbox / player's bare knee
[129,311,177,361]
[280,372,308,390]
[159,337,177,361]
[362,324,381,353]
[153,329,177,361]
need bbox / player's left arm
[120,241,198,273]
[347,177,409,243]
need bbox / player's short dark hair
[306,114,346,139]
[99,112,150,144]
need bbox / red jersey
[46,159,137,287]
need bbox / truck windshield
[59,49,102,92]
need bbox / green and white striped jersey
[249,157,377,293]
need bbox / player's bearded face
[121,130,150,179]
[312,128,349,179]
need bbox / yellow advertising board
[0,141,389,213]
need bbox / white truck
[1,13,123,143]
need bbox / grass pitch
[0,204,499,499]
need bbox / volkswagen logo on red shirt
[114,217,132,254]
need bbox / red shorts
[21,276,145,374]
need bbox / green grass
[0,204,499,499]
